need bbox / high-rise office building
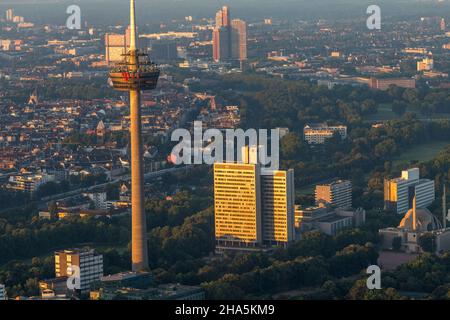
[214,162,262,248]
[5,9,13,22]
[0,284,6,300]
[384,168,435,215]
[105,33,129,65]
[315,180,352,209]
[216,6,230,28]
[231,19,247,61]
[212,6,247,62]
[109,0,160,271]
[261,170,295,246]
[214,146,295,250]
[55,249,103,294]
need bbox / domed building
[399,208,442,232]
[379,197,450,254]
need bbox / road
[41,165,190,203]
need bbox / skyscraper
[261,170,295,246]
[231,19,247,61]
[109,0,160,271]
[214,147,295,251]
[214,162,262,248]
[5,9,13,22]
[212,6,247,62]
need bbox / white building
[55,249,103,294]
[304,124,347,144]
[315,180,352,209]
[0,284,6,300]
[85,192,108,210]
[384,168,435,215]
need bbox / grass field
[296,140,450,196]
[364,104,450,122]
[392,141,450,166]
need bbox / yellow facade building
[214,163,262,248]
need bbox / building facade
[304,124,347,144]
[384,168,435,215]
[315,179,352,209]
[55,249,103,294]
[0,284,6,300]
[214,162,262,248]
[212,6,247,62]
[369,77,416,90]
[261,169,295,246]
[214,146,296,251]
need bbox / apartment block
[304,124,347,144]
[55,249,103,294]
[369,77,416,90]
[315,179,352,209]
[384,168,435,215]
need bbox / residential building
[55,248,103,294]
[304,124,347,144]
[369,77,416,90]
[384,168,435,215]
[417,58,434,71]
[85,192,108,210]
[315,179,352,209]
[6,173,55,194]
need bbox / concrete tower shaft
[109,0,160,272]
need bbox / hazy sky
[1,0,449,26]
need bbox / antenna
[129,0,137,51]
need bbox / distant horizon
[1,0,450,27]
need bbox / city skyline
[2,0,450,306]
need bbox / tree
[392,237,402,251]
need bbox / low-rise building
[295,204,365,237]
[303,124,347,144]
